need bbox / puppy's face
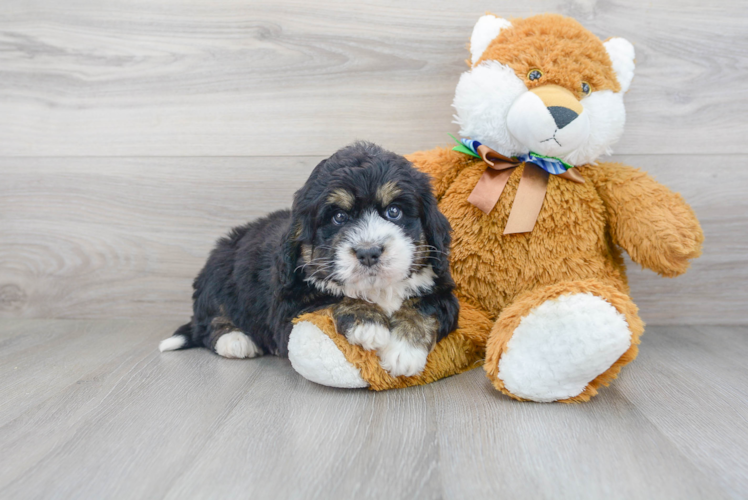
[281,143,451,307]
[304,181,426,295]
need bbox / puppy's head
[278,142,451,302]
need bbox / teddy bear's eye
[527,69,543,81]
[581,82,591,96]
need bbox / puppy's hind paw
[346,322,391,351]
[214,331,261,359]
[378,337,429,377]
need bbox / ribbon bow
[452,136,584,234]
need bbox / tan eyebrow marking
[326,189,355,210]
[376,181,402,206]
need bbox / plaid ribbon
[455,137,574,176]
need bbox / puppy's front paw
[378,337,429,377]
[345,322,391,351]
[333,299,391,351]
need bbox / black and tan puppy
[159,142,458,377]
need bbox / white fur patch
[377,336,429,377]
[470,15,512,66]
[159,335,185,352]
[309,265,436,316]
[214,331,261,359]
[497,293,632,402]
[288,321,369,388]
[454,61,529,157]
[604,37,636,92]
[346,322,391,351]
[564,90,625,165]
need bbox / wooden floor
[0,320,746,499]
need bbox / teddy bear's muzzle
[506,84,590,158]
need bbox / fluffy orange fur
[476,14,620,98]
[294,14,703,401]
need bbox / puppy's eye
[384,205,402,221]
[332,211,348,225]
[527,69,543,81]
[581,81,591,96]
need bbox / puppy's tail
[159,323,198,352]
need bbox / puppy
[159,142,459,377]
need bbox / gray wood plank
[431,371,728,500]
[1,154,744,324]
[0,0,745,156]
[618,325,748,499]
[163,377,440,500]
[0,320,440,500]
[1,320,744,499]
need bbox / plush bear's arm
[406,147,473,200]
[582,162,704,277]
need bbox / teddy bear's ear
[604,37,636,92]
[470,14,512,66]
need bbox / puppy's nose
[356,246,383,267]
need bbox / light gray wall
[1,0,745,324]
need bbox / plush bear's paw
[662,230,703,275]
[288,321,369,388]
[345,322,391,351]
[377,337,429,377]
[497,293,632,402]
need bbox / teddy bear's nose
[530,84,583,130]
[548,106,579,129]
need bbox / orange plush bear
[286,13,703,402]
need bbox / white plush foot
[345,322,391,351]
[497,293,632,402]
[377,337,429,377]
[288,321,369,388]
[214,331,261,359]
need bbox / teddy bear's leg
[288,302,491,390]
[484,280,644,403]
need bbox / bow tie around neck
[450,135,585,234]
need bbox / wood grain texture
[0,320,745,499]
[1,154,744,324]
[0,0,746,156]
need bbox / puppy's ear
[419,176,452,277]
[276,159,325,291]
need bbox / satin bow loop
[452,136,584,234]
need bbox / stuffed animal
[286,13,703,402]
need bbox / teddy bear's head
[453,14,635,166]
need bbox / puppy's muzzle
[355,245,384,267]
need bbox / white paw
[498,293,632,402]
[345,322,391,351]
[288,321,369,388]
[214,331,261,359]
[377,337,429,377]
